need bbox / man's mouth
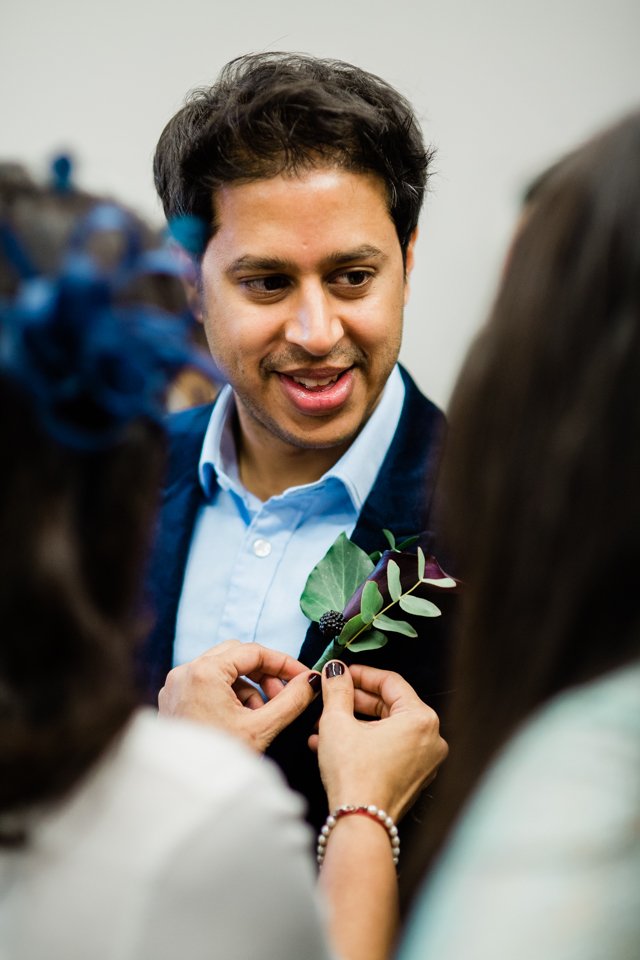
[287,371,344,390]
[276,367,355,413]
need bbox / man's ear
[171,243,204,323]
[404,228,418,305]
[184,275,204,325]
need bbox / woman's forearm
[318,815,399,960]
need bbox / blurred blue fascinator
[0,195,214,450]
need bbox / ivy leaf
[372,613,418,637]
[387,558,402,602]
[382,528,396,550]
[361,580,384,622]
[348,629,388,652]
[417,547,426,581]
[399,595,442,618]
[300,533,374,621]
[338,613,366,645]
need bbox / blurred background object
[0,158,221,411]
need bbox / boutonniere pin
[300,529,459,672]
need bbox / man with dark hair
[140,53,451,828]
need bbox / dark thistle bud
[318,610,346,639]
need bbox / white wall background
[2,0,639,409]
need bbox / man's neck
[232,412,350,501]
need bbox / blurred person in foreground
[0,166,446,960]
[394,109,640,959]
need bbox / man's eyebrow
[225,246,387,277]
[225,255,295,276]
[325,245,387,266]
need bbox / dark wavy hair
[153,52,434,258]
[0,169,170,841]
[0,388,164,833]
[403,110,640,902]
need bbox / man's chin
[261,411,367,453]
[234,387,376,455]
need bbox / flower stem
[312,639,341,673]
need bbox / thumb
[320,660,355,719]
[251,671,320,750]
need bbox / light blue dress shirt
[173,365,405,665]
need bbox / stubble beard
[235,347,400,454]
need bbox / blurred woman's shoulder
[399,661,640,960]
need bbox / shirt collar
[324,365,404,510]
[199,384,242,499]
[199,365,405,510]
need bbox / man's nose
[284,282,344,356]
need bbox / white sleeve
[131,760,336,960]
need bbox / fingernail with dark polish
[325,661,344,678]
[308,672,322,693]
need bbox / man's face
[197,167,415,455]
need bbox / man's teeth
[291,373,341,388]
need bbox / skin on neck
[233,401,358,500]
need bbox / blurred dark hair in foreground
[403,108,640,899]
[0,160,215,838]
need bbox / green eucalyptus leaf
[300,533,374,621]
[417,547,426,580]
[399,595,442,618]
[347,629,388,652]
[387,558,402,602]
[372,613,418,637]
[338,613,367,645]
[361,580,384,622]
[397,535,419,551]
[369,550,382,564]
[382,528,396,550]
[422,576,457,589]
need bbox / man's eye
[242,275,289,295]
[331,270,373,288]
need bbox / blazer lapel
[137,404,214,702]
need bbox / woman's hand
[158,639,321,753]
[312,661,448,821]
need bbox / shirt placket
[217,499,306,645]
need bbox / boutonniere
[300,529,459,672]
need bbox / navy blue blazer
[138,366,453,828]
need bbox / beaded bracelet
[316,804,400,867]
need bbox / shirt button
[253,538,272,558]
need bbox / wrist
[328,792,401,822]
[317,804,400,868]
